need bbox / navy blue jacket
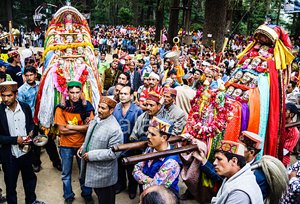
[0,101,34,163]
[126,70,142,92]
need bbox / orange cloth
[54,107,94,148]
[224,100,242,142]
[247,88,260,134]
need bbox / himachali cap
[67,81,82,88]
[0,81,18,93]
[146,91,161,103]
[100,96,117,108]
[239,131,263,150]
[216,140,245,157]
[149,116,174,135]
[163,87,177,96]
[8,50,19,58]
[143,72,150,78]
[149,72,160,80]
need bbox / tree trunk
[155,0,164,42]
[294,13,300,36]
[247,0,255,35]
[146,0,152,25]
[168,0,180,45]
[225,5,233,34]
[132,0,140,26]
[203,0,228,52]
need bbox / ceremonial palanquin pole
[33,5,101,131]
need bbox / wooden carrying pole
[122,144,197,165]
[119,123,299,165]
[285,122,300,128]
[112,136,184,152]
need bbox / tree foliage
[1,0,299,42]
[118,7,134,25]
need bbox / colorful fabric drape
[241,103,249,131]
[278,70,286,161]
[247,88,260,134]
[33,67,52,124]
[265,60,280,156]
[236,41,256,60]
[223,100,242,142]
[274,39,295,70]
[257,73,270,159]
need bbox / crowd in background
[0,24,300,203]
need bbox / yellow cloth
[162,69,169,83]
[152,46,159,55]
[175,65,184,84]
[236,40,256,60]
[274,39,294,70]
[0,54,8,62]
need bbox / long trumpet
[122,144,197,165]
[112,136,184,152]
[119,122,297,165]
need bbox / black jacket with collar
[0,101,34,162]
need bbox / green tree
[118,7,134,25]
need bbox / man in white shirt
[0,81,41,203]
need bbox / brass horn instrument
[172,37,180,51]
[0,32,9,40]
[164,50,180,66]
[11,28,20,36]
[173,36,180,45]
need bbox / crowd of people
[0,23,300,204]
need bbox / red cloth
[283,127,299,166]
[273,26,293,50]
[224,100,242,142]
[278,72,287,161]
[265,60,280,156]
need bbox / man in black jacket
[0,81,39,204]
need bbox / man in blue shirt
[18,66,61,173]
[113,86,143,199]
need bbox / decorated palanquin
[34,5,101,129]
[225,24,294,159]
[183,24,294,202]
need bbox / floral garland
[185,85,233,140]
[42,41,94,60]
[52,63,67,96]
[74,63,89,86]
[78,69,89,85]
[52,61,90,96]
